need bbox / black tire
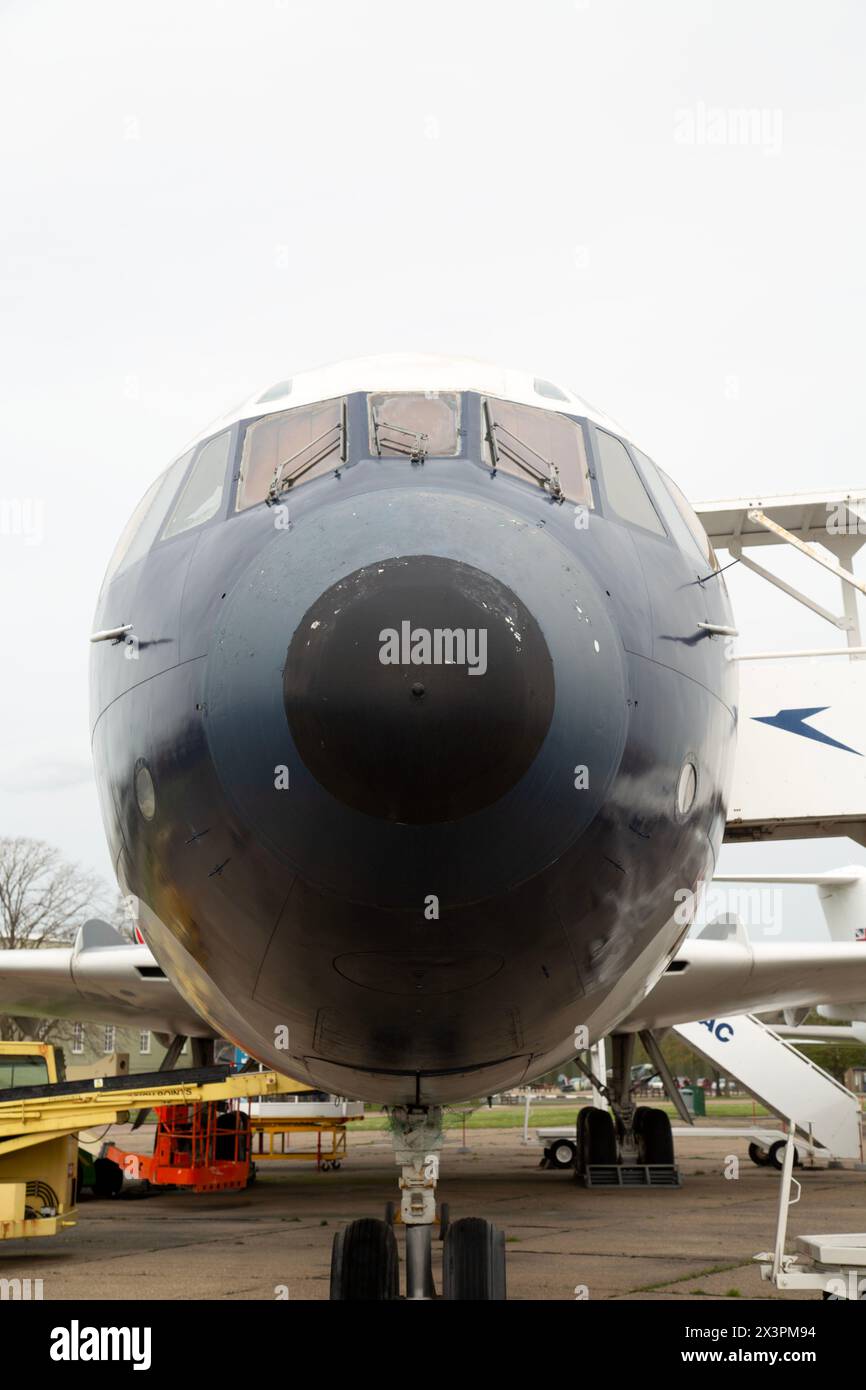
[576,1106,617,1171]
[329,1218,399,1300]
[634,1107,674,1165]
[768,1140,801,1171]
[492,1226,506,1301]
[748,1142,770,1167]
[442,1217,507,1301]
[76,1155,91,1196]
[438,1201,450,1241]
[549,1139,577,1169]
[92,1157,123,1198]
[214,1109,248,1161]
[120,1177,152,1199]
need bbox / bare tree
[0,836,110,1042]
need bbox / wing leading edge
[621,938,866,1033]
[0,919,215,1038]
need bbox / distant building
[845,1066,866,1094]
[62,1020,189,1073]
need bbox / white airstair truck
[673,1013,862,1168]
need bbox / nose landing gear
[328,1104,507,1300]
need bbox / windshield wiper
[266,403,346,502]
[484,403,563,498]
[372,408,428,461]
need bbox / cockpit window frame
[591,426,670,541]
[100,424,241,594]
[159,426,235,542]
[100,447,197,590]
[234,397,348,513]
[641,452,720,572]
[479,395,595,508]
[367,391,463,461]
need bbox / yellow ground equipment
[0,1040,305,1240]
[245,1098,364,1170]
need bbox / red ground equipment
[105,1099,252,1193]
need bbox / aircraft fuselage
[91,362,736,1103]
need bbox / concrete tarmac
[3,1122,865,1300]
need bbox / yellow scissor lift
[0,1040,307,1240]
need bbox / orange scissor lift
[105,1096,267,1193]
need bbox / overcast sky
[1,0,864,937]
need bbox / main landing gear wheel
[443,1217,507,1301]
[329,1218,399,1300]
[634,1106,674,1164]
[576,1106,617,1172]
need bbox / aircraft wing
[7,921,866,1051]
[773,1022,866,1043]
[0,919,216,1038]
[619,938,866,1033]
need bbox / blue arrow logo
[752,706,862,756]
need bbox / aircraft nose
[283,554,556,824]
[204,487,628,905]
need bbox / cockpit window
[654,461,719,570]
[627,446,718,569]
[236,398,345,510]
[368,392,460,459]
[595,430,665,535]
[481,397,592,504]
[102,448,194,587]
[162,430,232,539]
[533,377,570,402]
[256,379,293,404]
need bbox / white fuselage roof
[187,352,628,452]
